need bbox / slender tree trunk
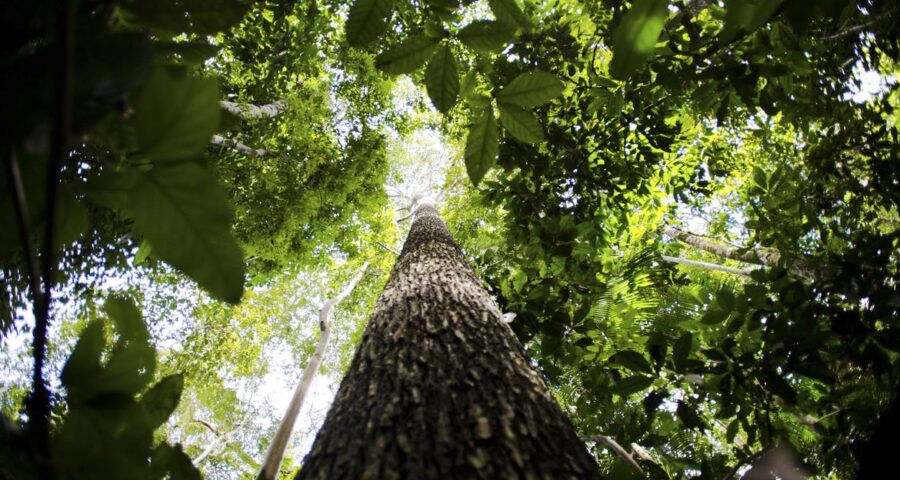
[258,262,369,480]
[220,99,288,119]
[210,134,279,158]
[296,203,601,479]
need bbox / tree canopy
[1,0,898,479]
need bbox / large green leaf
[612,350,654,374]
[496,70,564,109]
[464,104,499,186]
[346,0,394,47]
[375,36,439,75]
[425,44,460,114]
[457,20,515,52]
[608,0,671,80]
[488,0,531,30]
[129,163,245,303]
[133,68,220,164]
[498,103,543,144]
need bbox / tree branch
[210,134,281,158]
[661,255,753,277]
[581,434,645,475]
[257,262,370,480]
[220,99,288,119]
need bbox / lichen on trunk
[296,204,600,479]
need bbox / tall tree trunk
[296,203,601,479]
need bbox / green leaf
[134,240,152,265]
[613,350,654,373]
[488,0,531,30]
[141,374,184,429]
[496,70,564,109]
[512,269,528,293]
[613,374,654,396]
[765,371,798,405]
[608,0,671,80]
[123,0,250,35]
[720,0,782,43]
[425,43,460,114]
[673,332,693,366]
[129,163,245,303]
[133,67,220,164]
[60,321,105,391]
[498,103,544,144]
[375,36,439,75]
[464,104,499,186]
[701,307,728,325]
[346,0,394,47]
[676,400,706,430]
[457,20,515,52]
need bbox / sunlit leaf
[464,104,498,186]
[609,0,671,79]
[425,43,460,114]
[499,103,544,144]
[496,70,564,109]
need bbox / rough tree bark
[296,202,601,479]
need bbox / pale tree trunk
[258,262,370,480]
[296,203,601,479]
[220,100,288,119]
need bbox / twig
[375,241,399,256]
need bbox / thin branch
[375,241,399,256]
[4,154,43,322]
[257,262,370,480]
[824,6,900,41]
[661,255,753,277]
[581,434,645,476]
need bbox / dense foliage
[2,0,898,478]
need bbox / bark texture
[296,204,601,479]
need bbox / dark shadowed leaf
[141,374,184,429]
[133,68,220,164]
[375,36,439,75]
[458,20,515,52]
[488,0,531,30]
[346,0,394,47]
[129,163,245,303]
